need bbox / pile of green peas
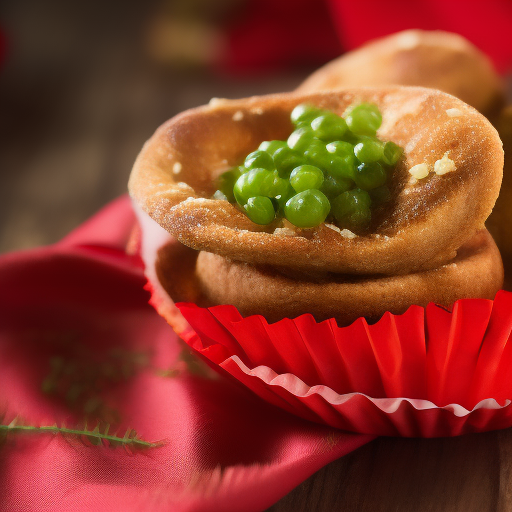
[213,103,403,230]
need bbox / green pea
[244,150,275,171]
[233,168,274,205]
[345,103,382,136]
[331,189,372,229]
[266,172,284,193]
[311,113,347,141]
[291,104,324,126]
[354,162,387,190]
[290,165,324,192]
[284,189,331,228]
[326,140,354,158]
[271,177,294,210]
[328,155,356,180]
[335,188,371,211]
[216,167,241,202]
[382,141,403,166]
[287,126,315,153]
[369,185,392,204]
[273,146,305,177]
[304,139,331,169]
[320,174,353,199]
[259,140,287,157]
[244,196,276,225]
[234,102,403,228]
[346,206,372,228]
[354,139,384,163]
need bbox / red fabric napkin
[0,196,371,511]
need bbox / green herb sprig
[0,417,162,451]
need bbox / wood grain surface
[1,1,512,511]
[268,430,511,511]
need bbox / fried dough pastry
[297,30,505,116]
[155,230,503,326]
[129,87,503,276]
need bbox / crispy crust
[154,230,503,326]
[129,87,503,276]
[297,30,505,116]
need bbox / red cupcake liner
[176,298,512,437]
[135,204,512,437]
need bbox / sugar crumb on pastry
[273,227,296,237]
[409,163,430,179]
[324,224,357,239]
[446,108,464,118]
[232,110,244,121]
[434,153,456,175]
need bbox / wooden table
[1,1,511,509]
[269,431,512,511]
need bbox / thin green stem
[0,422,161,449]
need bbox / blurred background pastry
[487,106,512,288]
[297,30,505,117]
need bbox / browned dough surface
[297,30,505,116]
[129,87,503,276]
[156,230,503,326]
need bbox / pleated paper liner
[135,205,512,437]
[167,293,512,437]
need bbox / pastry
[297,30,505,117]
[294,29,511,290]
[154,229,501,326]
[129,86,504,326]
[129,87,502,274]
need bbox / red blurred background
[220,0,511,73]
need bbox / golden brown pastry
[129,86,505,326]
[129,87,503,277]
[297,30,505,117]
[153,229,502,325]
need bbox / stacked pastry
[127,29,510,437]
[129,86,504,326]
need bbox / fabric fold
[0,196,372,511]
